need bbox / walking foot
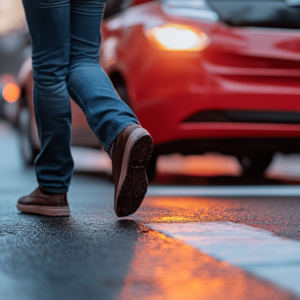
[112,124,153,217]
[17,188,70,217]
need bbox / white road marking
[71,147,111,172]
[147,222,300,296]
[147,186,300,197]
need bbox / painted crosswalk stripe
[147,222,300,296]
[147,186,300,197]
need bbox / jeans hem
[103,121,139,152]
[40,186,68,194]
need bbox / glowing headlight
[2,83,20,103]
[147,24,210,51]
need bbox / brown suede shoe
[112,124,153,217]
[17,188,70,217]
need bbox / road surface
[0,121,299,300]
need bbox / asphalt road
[0,121,300,300]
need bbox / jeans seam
[68,86,105,146]
[79,85,117,96]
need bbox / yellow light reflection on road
[117,230,292,300]
[157,154,241,177]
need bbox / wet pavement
[0,121,300,300]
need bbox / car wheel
[18,106,39,165]
[115,84,132,109]
[238,154,273,177]
[114,82,157,181]
[146,154,158,182]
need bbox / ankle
[40,188,56,196]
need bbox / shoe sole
[17,203,70,217]
[115,128,153,217]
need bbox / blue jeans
[22,0,139,193]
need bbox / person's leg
[66,0,138,152]
[21,0,73,193]
[67,0,153,217]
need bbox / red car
[17,0,300,179]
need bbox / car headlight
[147,24,210,52]
[2,83,20,103]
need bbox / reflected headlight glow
[148,24,210,51]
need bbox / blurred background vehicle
[0,74,20,122]
[0,0,29,123]
[17,0,300,180]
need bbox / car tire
[18,106,39,166]
[238,154,273,177]
[146,153,158,182]
[115,82,157,181]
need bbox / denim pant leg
[67,0,139,152]
[22,0,73,193]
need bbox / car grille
[184,110,300,124]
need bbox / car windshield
[161,0,208,5]
[161,0,205,2]
[161,0,300,30]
